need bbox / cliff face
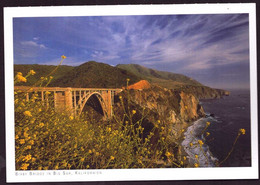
[178,85,230,99]
[114,85,205,141]
[179,91,205,122]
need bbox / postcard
[4,4,258,182]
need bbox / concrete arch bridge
[14,86,122,119]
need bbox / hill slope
[116,64,202,88]
[116,64,229,99]
[14,64,74,86]
[50,61,141,88]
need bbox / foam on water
[181,117,218,167]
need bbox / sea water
[182,90,251,167]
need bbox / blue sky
[13,14,250,89]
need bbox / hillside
[14,64,74,86]
[116,64,229,99]
[116,64,202,88]
[50,61,141,88]
[14,61,229,98]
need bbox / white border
[4,4,258,182]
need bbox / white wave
[181,117,218,167]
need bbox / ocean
[182,89,251,167]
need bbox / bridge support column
[102,90,112,119]
[64,88,73,114]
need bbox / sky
[13,14,250,89]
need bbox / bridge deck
[14,86,122,92]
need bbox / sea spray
[181,117,218,167]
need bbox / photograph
[4,4,258,182]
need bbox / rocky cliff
[114,84,205,141]
[178,85,230,99]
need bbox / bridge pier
[101,90,112,119]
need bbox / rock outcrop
[125,80,151,90]
[178,85,230,99]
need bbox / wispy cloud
[21,41,46,49]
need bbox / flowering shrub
[14,56,246,170]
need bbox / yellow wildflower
[69,116,74,120]
[180,161,184,165]
[20,139,25,144]
[50,76,53,79]
[110,156,115,160]
[189,143,193,147]
[86,165,90,168]
[45,91,51,95]
[23,111,32,117]
[181,129,185,132]
[194,163,199,168]
[15,135,19,140]
[26,145,31,150]
[61,55,66,59]
[165,152,172,157]
[157,120,161,123]
[17,74,27,82]
[29,140,34,145]
[80,158,85,162]
[54,165,59,170]
[29,70,36,75]
[38,166,42,170]
[198,140,204,146]
[20,163,29,170]
[126,78,130,82]
[17,72,23,76]
[31,158,36,162]
[39,122,44,128]
[119,96,122,100]
[23,154,32,162]
[132,110,136,115]
[206,132,210,136]
[206,122,211,126]
[195,155,198,159]
[239,128,246,135]
[23,132,29,138]
[183,156,187,161]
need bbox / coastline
[180,116,218,168]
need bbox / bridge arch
[78,92,107,118]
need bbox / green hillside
[50,61,141,88]
[116,64,202,89]
[14,61,228,98]
[14,64,74,86]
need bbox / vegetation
[116,64,202,88]
[14,60,184,170]
[14,56,244,170]
[14,64,73,86]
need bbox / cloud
[41,56,85,66]
[21,41,46,49]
